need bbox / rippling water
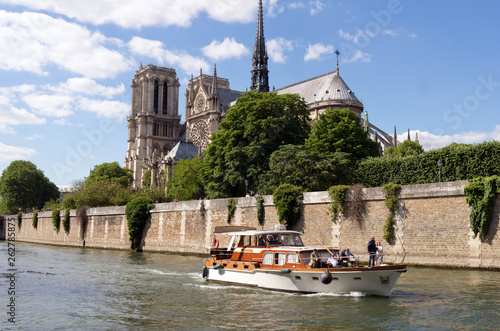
[1,242,499,330]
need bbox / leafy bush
[273,184,303,228]
[464,176,500,240]
[125,197,154,250]
[17,212,22,228]
[52,209,61,232]
[328,185,349,223]
[32,211,38,229]
[356,141,500,187]
[381,183,401,243]
[63,209,70,234]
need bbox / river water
[1,242,499,330]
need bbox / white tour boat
[202,226,407,296]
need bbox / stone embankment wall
[3,181,500,269]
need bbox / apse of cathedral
[125,0,397,189]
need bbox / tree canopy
[166,156,205,201]
[0,160,59,214]
[384,139,424,157]
[305,108,381,160]
[258,144,352,194]
[203,91,311,198]
[86,162,133,187]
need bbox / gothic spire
[251,0,269,92]
[211,64,218,96]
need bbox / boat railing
[210,248,233,261]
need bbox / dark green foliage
[142,169,152,188]
[328,185,350,223]
[63,209,70,234]
[52,209,61,232]
[305,108,380,160]
[464,176,500,240]
[65,180,133,208]
[167,156,205,201]
[17,212,22,228]
[256,196,265,226]
[125,197,154,250]
[0,160,59,214]
[273,184,303,228]
[203,91,311,198]
[258,144,352,194]
[381,184,401,243]
[227,198,237,224]
[356,142,500,187]
[384,140,424,157]
[86,162,133,188]
[32,211,38,229]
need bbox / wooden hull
[203,263,407,297]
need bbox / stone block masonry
[4,181,500,269]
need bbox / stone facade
[4,181,500,269]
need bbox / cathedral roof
[275,69,361,105]
[165,141,199,161]
[218,89,243,109]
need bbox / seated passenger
[308,249,321,269]
[327,254,339,268]
[258,236,266,247]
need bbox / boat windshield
[266,233,304,246]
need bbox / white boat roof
[216,230,303,236]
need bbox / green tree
[86,162,133,188]
[258,144,352,194]
[384,139,424,157]
[305,108,380,160]
[0,160,59,214]
[204,91,311,198]
[167,156,205,201]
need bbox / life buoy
[213,237,219,249]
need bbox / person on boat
[367,236,377,267]
[376,241,384,266]
[258,236,266,247]
[308,249,320,269]
[340,249,348,266]
[327,253,339,268]
[345,248,354,261]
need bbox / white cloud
[0,0,257,29]
[304,43,334,61]
[0,10,133,79]
[267,37,294,63]
[338,29,366,44]
[202,38,249,62]
[409,33,418,38]
[129,36,209,74]
[24,134,43,141]
[53,119,72,126]
[0,142,37,163]
[382,29,398,36]
[289,2,305,9]
[267,0,284,17]
[411,126,500,150]
[0,94,46,133]
[49,78,125,98]
[346,50,371,63]
[309,1,325,15]
[23,94,74,117]
[78,98,130,120]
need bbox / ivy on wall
[273,184,303,228]
[464,176,500,240]
[382,183,401,243]
[327,185,349,223]
[227,198,237,224]
[52,209,61,232]
[125,197,154,251]
[256,196,265,226]
[63,209,70,234]
[17,212,22,228]
[32,210,38,229]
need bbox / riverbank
[2,181,499,269]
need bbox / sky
[1,0,499,188]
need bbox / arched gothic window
[153,80,159,113]
[162,82,168,114]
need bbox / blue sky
[1,0,499,188]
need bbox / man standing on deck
[367,236,377,267]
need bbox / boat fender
[280,268,292,274]
[214,264,223,270]
[213,237,219,249]
[320,270,333,284]
[202,266,209,279]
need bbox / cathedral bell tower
[250,0,269,92]
[125,64,182,189]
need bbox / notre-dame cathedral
[125,0,397,189]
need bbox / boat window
[287,253,300,264]
[292,234,303,246]
[281,234,294,246]
[266,234,282,245]
[239,236,252,247]
[274,253,286,266]
[262,252,273,265]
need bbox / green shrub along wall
[356,141,500,187]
